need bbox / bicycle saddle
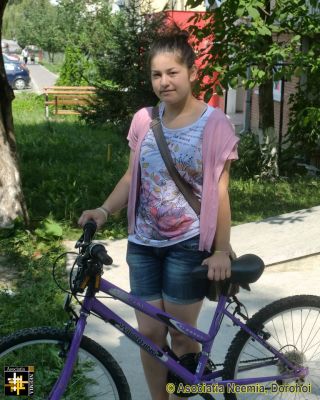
[192,254,265,285]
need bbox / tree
[0,0,28,227]
[55,0,112,85]
[57,0,167,128]
[3,0,64,59]
[86,0,166,126]
[187,0,320,177]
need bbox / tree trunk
[259,79,279,178]
[0,0,29,228]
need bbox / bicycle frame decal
[106,281,210,343]
[110,318,166,359]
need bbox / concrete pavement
[27,63,57,93]
[65,205,320,399]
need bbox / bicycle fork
[48,298,92,400]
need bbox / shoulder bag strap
[150,106,201,216]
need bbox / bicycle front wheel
[223,295,320,399]
[0,327,131,400]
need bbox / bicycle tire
[0,326,131,400]
[223,295,320,400]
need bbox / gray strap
[150,106,201,216]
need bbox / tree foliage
[188,0,320,93]
[87,0,166,126]
[3,0,64,57]
[57,46,91,86]
[187,0,320,177]
[57,0,167,127]
[283,67,320,173]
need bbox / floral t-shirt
[128,104,214,247]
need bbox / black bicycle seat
[192,254,265,285]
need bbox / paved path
[65,205,320,399]
[231,205,320,265]
[27,63,57,94]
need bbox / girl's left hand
[201,252,231,281]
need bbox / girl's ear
[189,64,198,84]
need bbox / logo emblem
[4,366,34,396]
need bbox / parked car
[3,53,21,62]
[3,54,30,90]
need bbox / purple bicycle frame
[49,277,308,399]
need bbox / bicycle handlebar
[83,219,97,244]
[89,243,113,266]
[75,219,113,266]
[75,219,97,248]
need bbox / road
[27,63,57,93]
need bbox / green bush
[282,69,320,174]
[82,1,167,128]
[56,1,167,129]
[57,46,91,86]
[231,132,262,179]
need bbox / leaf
[35,219,63,240]
[204,88,214,103]
[236,7,245,18]
[257,25,272,36]
[215,85,224,96]
[186,0,203,7]
[247,6,260,20]
[230,77,238,88]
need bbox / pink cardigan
[127,106,239,252]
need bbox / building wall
[250,76,298,139]
[250,31,300,139]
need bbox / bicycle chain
[214,356,275,367]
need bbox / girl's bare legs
[135,299,169,400]
[165,300,203,400]
[135,299,203,400]
[164,300,203,356]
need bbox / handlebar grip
[90,244,113,265]
[83,219,97,244]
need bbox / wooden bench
[44,86,96,118]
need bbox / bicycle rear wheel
[0,327,131,400]
[223,295,320,399]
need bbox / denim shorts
[126,236,211,304]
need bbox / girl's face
[150,52,197,106]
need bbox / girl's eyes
[152,71,178,78]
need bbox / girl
[79,28,239,400]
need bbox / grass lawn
[13,92,320,232]
[0,92,319,336]
[40,60,62,75]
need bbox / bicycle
[0,220,319,399]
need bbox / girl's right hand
[78,208,108,229]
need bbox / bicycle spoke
[301,311,320,353]
[281,314,288,346]
[223,296,320,400]
[0,329,129,400]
